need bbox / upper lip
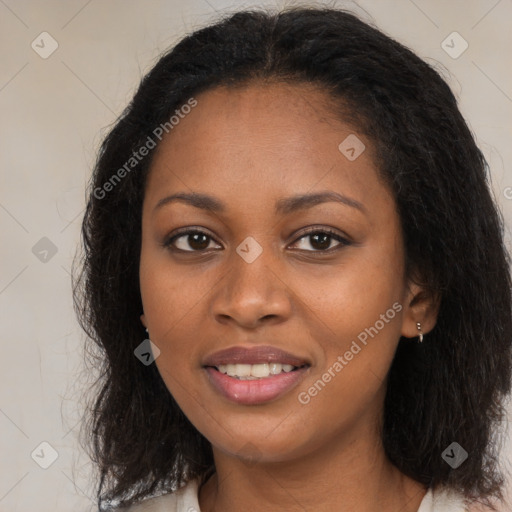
[203,345,310,367]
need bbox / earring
[416,322,423,343]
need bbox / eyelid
[292,225,350,240]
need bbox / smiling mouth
[211,362,309,380]
[204,363,311,405]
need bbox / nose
[210,241,292,329]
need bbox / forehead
[145,82,391,216]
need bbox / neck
[198,422,427,512]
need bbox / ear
[400,279,441,339]
[140,314,147,328]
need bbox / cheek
[139,245,213,335]
[289,276,404,448]
[295,250,403,343]
[139,254,193,375]
[292,247,405,413]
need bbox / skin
[139,81,439,512]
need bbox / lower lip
[204,366,309,405]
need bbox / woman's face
[139,82,425,463]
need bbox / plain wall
[1,0,511,510]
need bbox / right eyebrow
[154,192,224,214]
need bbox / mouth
[202,345,311,405]
[211,362,309,380]
[202,344,310,368]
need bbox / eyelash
[162,226,351,254]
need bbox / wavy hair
[73,6,512,510]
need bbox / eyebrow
[153,191,367,215]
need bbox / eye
[163,226,351,254]
[163,229,221,252]
[290,227,351,252]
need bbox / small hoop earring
[416,322,423,343]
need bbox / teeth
[216,363,298,379]
[269,363,282,375]
[235,364,251,377]
[251,363,269,377]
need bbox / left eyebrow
[274,191,367,216]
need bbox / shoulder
[417,486,470,512]
[121,479,200,512]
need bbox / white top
[123,478,469,511]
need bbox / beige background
[1,0,511,510]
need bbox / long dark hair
[73,6,512,510]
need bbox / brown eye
[290,228,350,252]
[309,232,332,250]
[164,230,221,252]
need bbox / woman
[74,6,512,512]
